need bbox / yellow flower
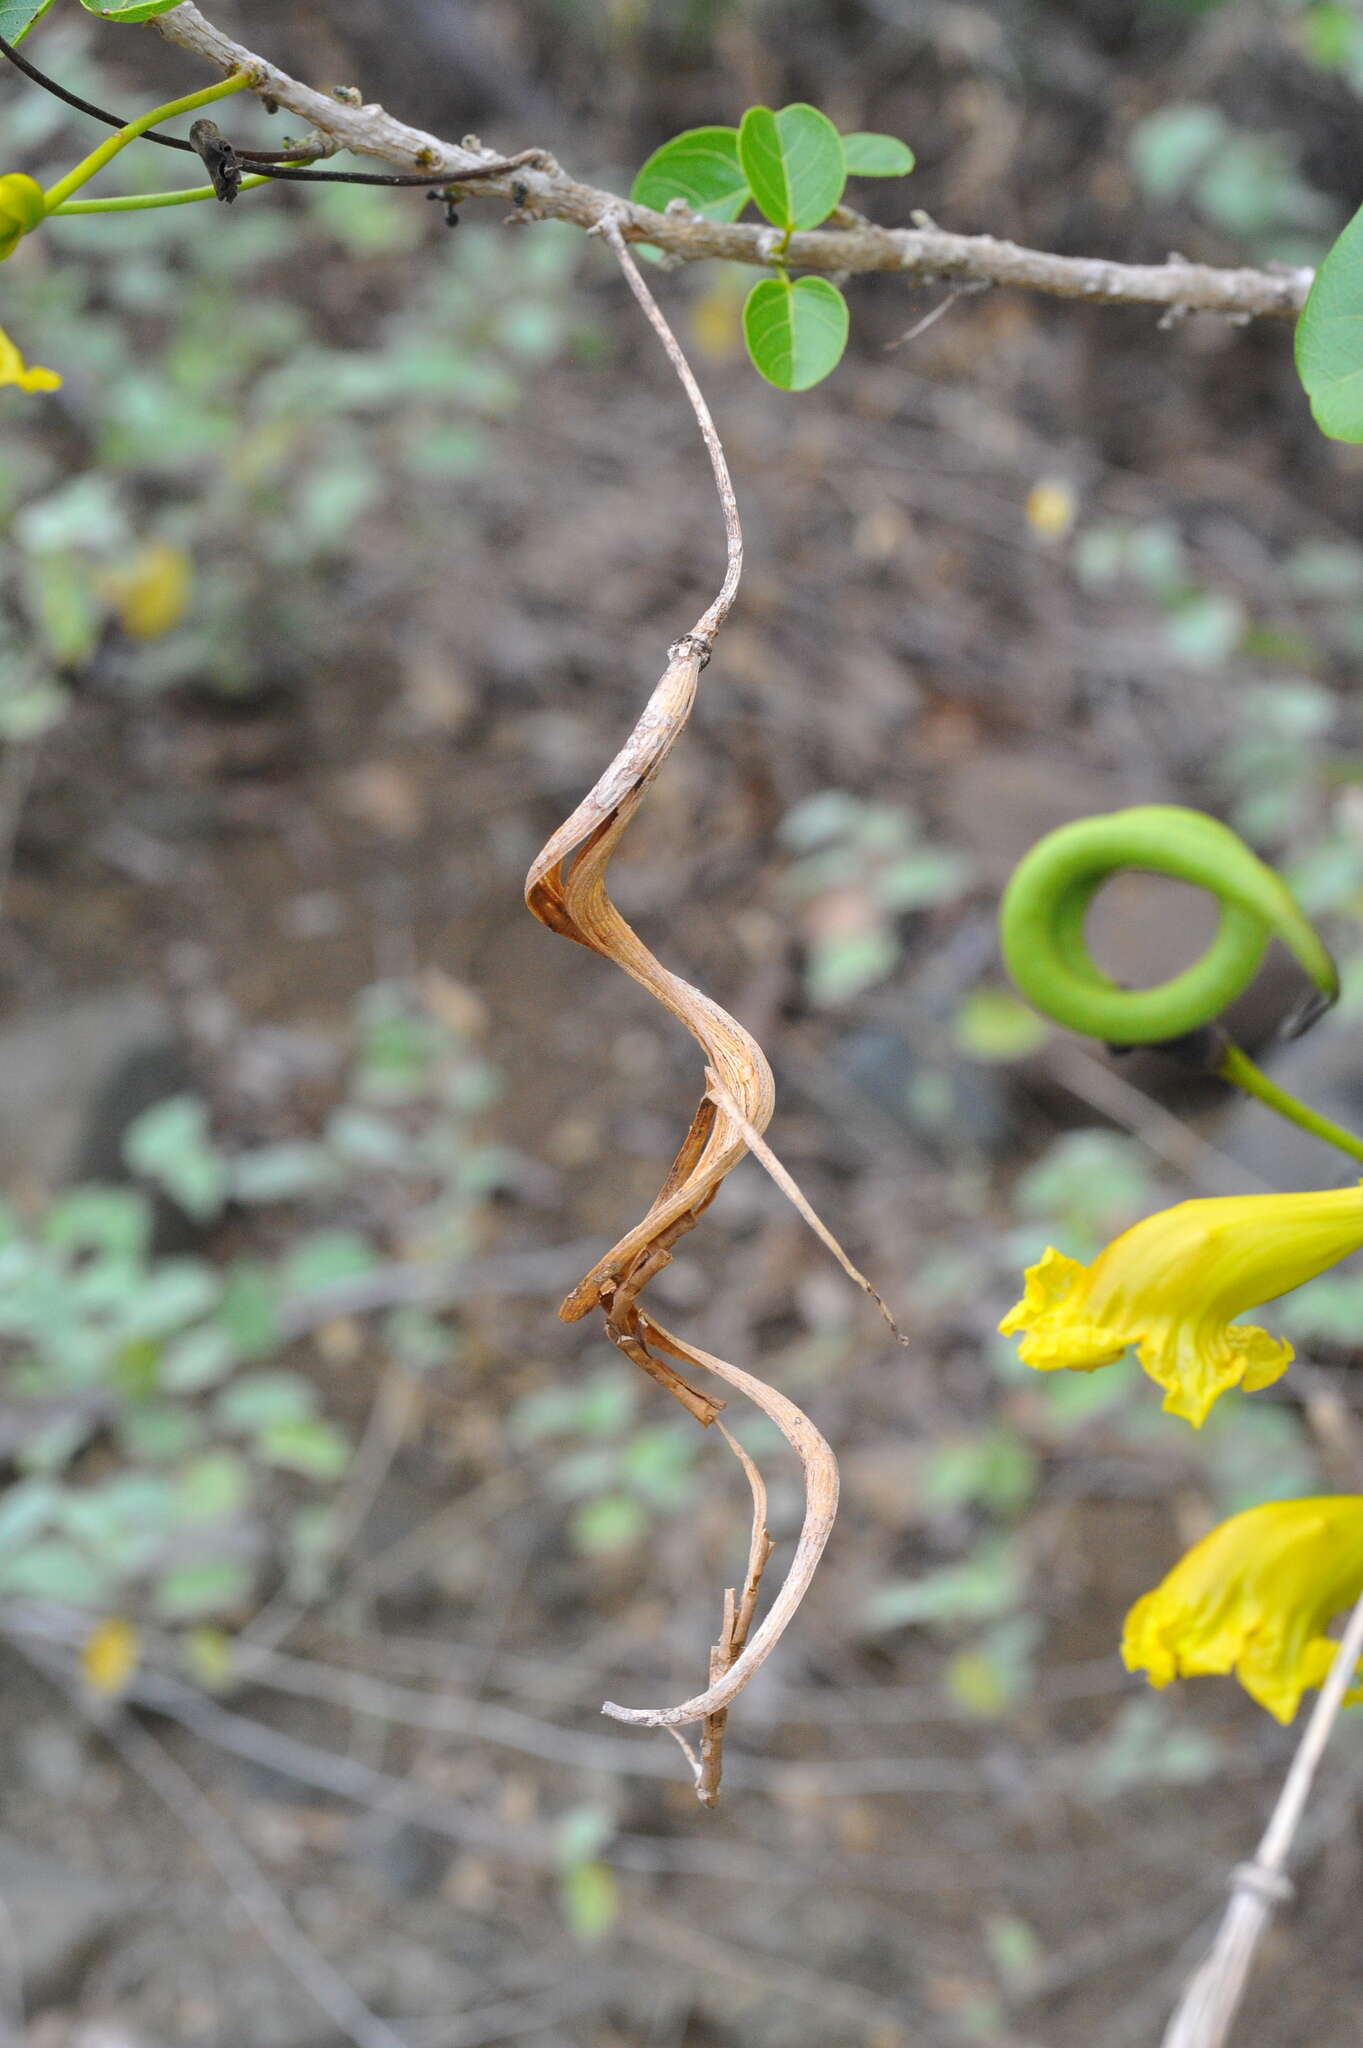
[80,1617,140,1698]
[1122,1496,1363,1722]
[0,173,46,262]
[0,323,61,393]
[999,1186,1363,1426]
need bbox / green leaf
[840,131,915,177]
[123,1094,229,1224]
[954,987,1051,1062]
[116,1402,204,1462]
[229,1143,337,1204]
[325,1106,412,1168]
[25,553,101,668]
[77,0,187,19]
[155,1557,254,1620]
[630,126,749,223]
[218,1261,281,1358]
[878,847,971,909]
[0,1539,111,1606]
[570,1492,647,1555]
[1164,589,1244,666]
[737,103,846,232]
[159,1320,237,1393]
[556,1802,614,1869]
[0,0,58,44]
[215,1371,318,1433]
[176,1451,251,1523]
[1127,104,1226,202]
[120,1258,221,1339]
[806,927,899,1006]
[865,1541,1023,1630]
[945,1620,1039,1720]
[1297,200,1363,440]
[44,1186,152,1259]
[743,273,849,390]
[924,1430,1038,1517]
[1088,1697,1220,1801]
[559,1861,620,1944]
[0,680,69,743]
[280,1229,377,1299]
[0,1478,59,1555]
[259,1417,351,1480]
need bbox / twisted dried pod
[523,217,839,1787]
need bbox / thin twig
[593,211,742,638]
[140,2,1312,318]
[705,1065,910,1345]
[1160,1585,1363,2048]
[885,286,984,348]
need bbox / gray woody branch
[152,1,1311,321]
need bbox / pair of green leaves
[631,105,914,391]
[1,0,180,41]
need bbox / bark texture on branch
[152,2,1311,319]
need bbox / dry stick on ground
[1160,1585,1363,2048]
[148,2,1311,319]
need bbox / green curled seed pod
[998,805,1338,1045]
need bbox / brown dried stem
[697,1422,776,1804]
[518,208,838,1792]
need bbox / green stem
[42,71,250,214]
[53,176,270,214]
[1219,1039,1363,1170]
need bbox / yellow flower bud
[1122,1496,1363,1722]
[999,1185,1363,1426]
[0,173,47,262]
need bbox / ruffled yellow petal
[0,325,60,393]
[1122,1497,1363,1722]
[1134,1320,1293,1428]
[999,1187,1363,1424]
[997,1245,1130,1373]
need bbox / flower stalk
[52,177,270,215]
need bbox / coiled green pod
[998,805,1338,1045]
